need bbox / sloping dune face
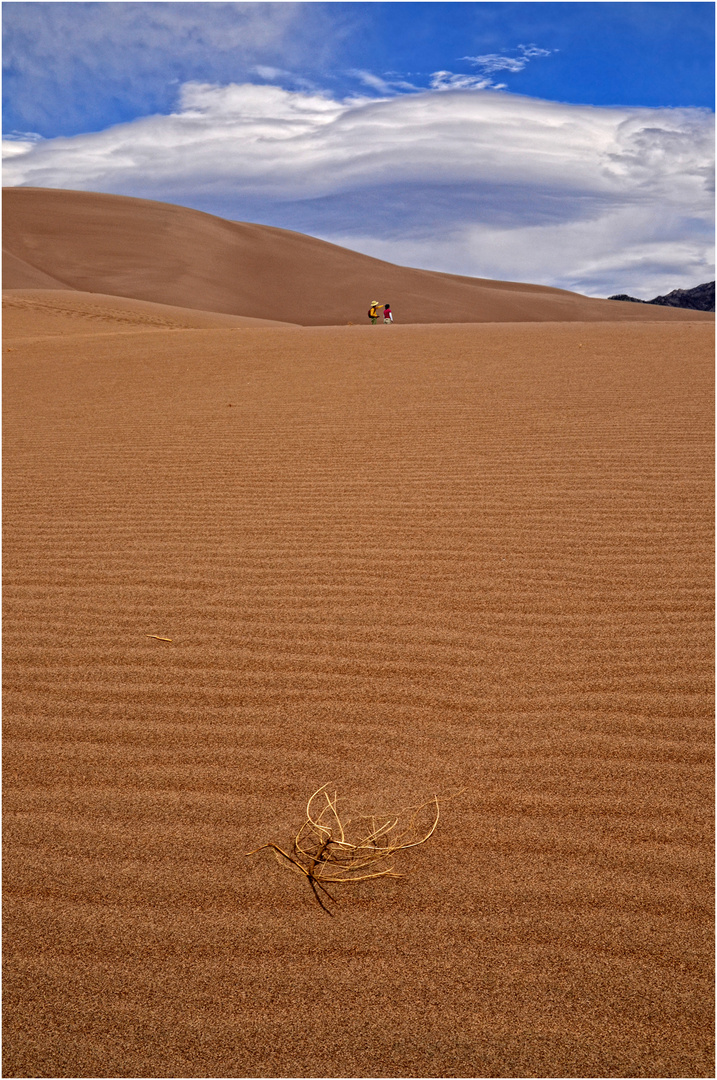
[3,311,714,1077]
[3,186,714,325]
[2,289,299,337]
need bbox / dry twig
[246,784,440,914]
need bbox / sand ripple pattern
[3,321,714,1077]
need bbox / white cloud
[429,72,504,92]
[518,45,554,60]
[436,44,551,95]
[2,82,713,297]
[348,70,421,96]
[462,55,525,75]
[2,133,42,158]
[462,43,553,75]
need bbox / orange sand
[3,288,713,1077]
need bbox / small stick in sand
[146,635,173,642]
[246,783,440,915]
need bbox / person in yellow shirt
[368,300,383,324]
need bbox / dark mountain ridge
[608,281,715,312]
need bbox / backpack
[368,306,378,318]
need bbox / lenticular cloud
[3,81,714,297]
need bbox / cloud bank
[3,81,714,297]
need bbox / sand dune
[3,289,298,338]
[4,187,714,326]
[3,299,713,1076]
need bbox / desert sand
[3,193,714,1079]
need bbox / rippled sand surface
[4,314,714,1077]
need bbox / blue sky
[3,2,715,297]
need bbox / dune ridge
[3,187,714,325]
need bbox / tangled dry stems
[246,784,440,914]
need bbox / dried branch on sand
[246,784,440,915]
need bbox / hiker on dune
[383,303,393,324]
[368,300,383,324]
